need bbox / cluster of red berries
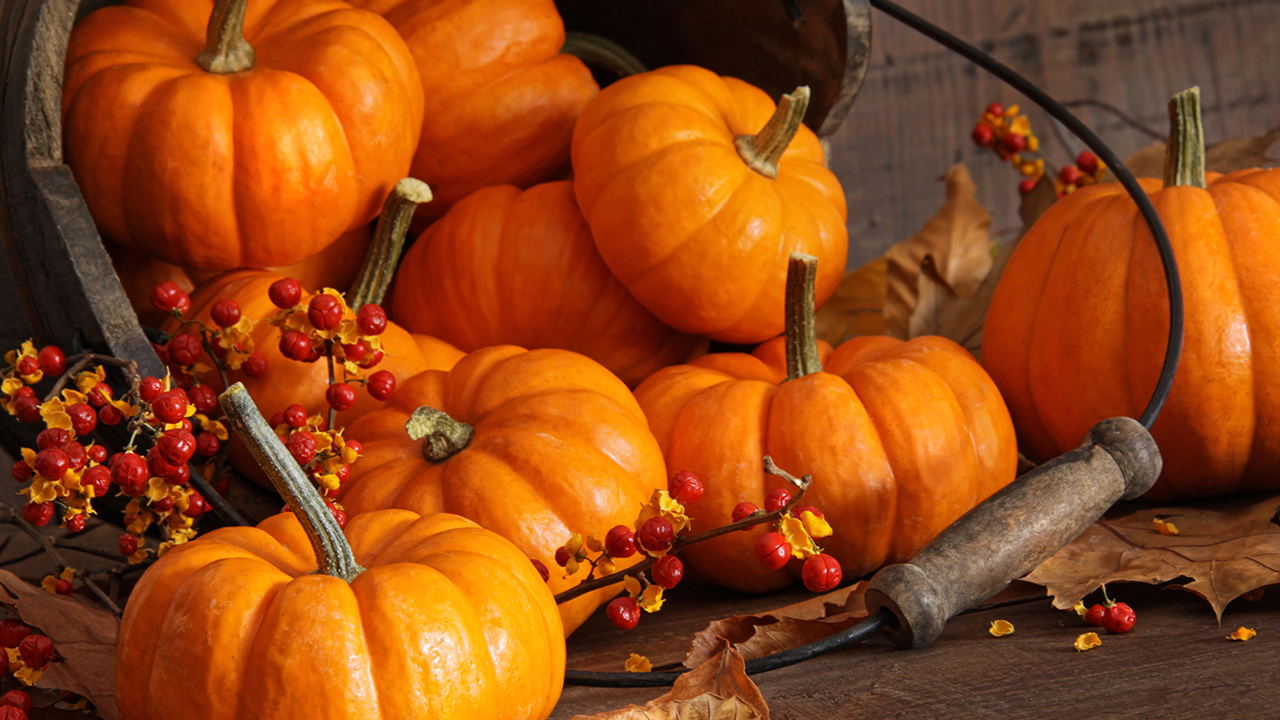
[152,281,267,383]
[732,489,842,593]
[972,101,1107,198]
[1082,589,1136,634]
[270,403,363,503]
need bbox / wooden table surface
[554,579,1280,718]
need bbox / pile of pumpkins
[61,0,1280,715]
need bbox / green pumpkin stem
[348,178,433,308]
[785,253,822,381]
[196,0,255,74]
[406,406,474,462]
[561,32,649,79]
[1164,87,1206,189]
[219,383,364,582]
[736,86,811,180]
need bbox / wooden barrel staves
[0,0,871,456]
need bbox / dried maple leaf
[684,584,866,669]
[0,569,119,720]
[1024,493,1280,621]
[572,642,769,720]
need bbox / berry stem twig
[325,341,338,431]
[0,502,122,616]
[41,353,137,403]
[553,456,812,605]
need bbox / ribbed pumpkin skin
[346,0,597,220]
[635,335,1017,592]
[62,0,424,270]
[117,510,565,720]
[571,65,848,344]
[340,346,667,633]
[389,182,708,386]
[983,169,1280,500]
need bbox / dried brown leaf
[0,570,118,720]
[1114,124,1280,180]
[813,256,886,346]
[885,164,993,339]
[684,584,866,669]
[573,643,769,720]
[1024,494,1280,621]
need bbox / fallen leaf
[1112,124,1280,180]
[1228,627,1257,642]
[814,256,886,346]
[684,584,866,669]
[573,642,769,720]
[0,570,118,720]
[1023,493,1280,621]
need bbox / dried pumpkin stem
[785,253,822,381]
[735,86,811,179]
[196,0,255,74]
[561,32,648,78]
[406,406,474,462]
[349,178,433,308]
[219,383,364,582]
[1164,87,1206,189]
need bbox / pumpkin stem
[784,253,822,381]
[195,0,255,74]
[561,32,648,79]
[348,179,433,308]
[219,383,364,582]
[735,86,811,180]
[1163,87,1206,189]
[406,406,474,462]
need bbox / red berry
[1084,603,1105,627]
[971,122,995,147]
[16,356,37,378]
[82,465,111,499]
[606,596,641,630]
[188,384,218,415]
[195,432,221,457]
[302,346,323,363]
[87,443,108,464]
[66,513,86,533]
[345,439,363,457]
[754,532,791,570]
[170,370,195,390]
[152,390,188,424]
[668,470,703,504]
[155,496,174,513]
[150,281,190,313]
[986,102,1005,117]
[342,339,369,363]
[60,442,88,472]
[34,447,69,481]
[652,555,684,589]
[99,403,122,426]
[269,277,302,309]
[0,621,30,648]
[147,448,177,478]
[242,352,268,377]
[214,476,230,495]
[157,429,197,465]
[168,334,202,366]
[118,534,139,556]
[37,345,66,377]
[307,294,343,331]
[12,396,40,423]
[358,349,385,369]
[36,428,70,449]
[324,499,346,528]
[356,304,387,336]
[0,704,25,720]
[10,461,31,484]
[67,403,97,436]
[12,386,34,399]
[165,462,190,486]
[326,383,357,412]
[794,505,824,519]
[110,452,148,493]
[764,487,792,513]
[21,502,53,527]
[0,689,31,713]
[1002,132,1026,153]
[637,516,674,553]
[283,404,308,428]
[604,525,637,559]
[51,577,73,595]
[554,546,571,567]
[1018,178,1038,195]
[367,370,395,401]
[1102,601,1136,634]
[802,554,842,592]
[1059,165,1082,186]
[138,376,164,403]
[210,299,242,328]
[1076,150,1100,176]
[85,382,112,407]
[286,431,317,466]
[151,341,171,365]
[18,634,54,669]
[278,330,313,361]
[531,558,550,582]
[732,501,760,529]
[184,492,208,518]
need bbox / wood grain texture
[830,0,1280,266]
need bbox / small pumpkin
[389,181,708,386]
[116,384,565,720]
[634,254,1017,591]
[983,87,1280,500]
[345,0,597,222]
[63,0,423,270]
[571,65,848,344]
[339,345,667,633]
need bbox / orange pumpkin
[63,0,424,270]
[116,384,565,720]
[571,66,848,344]
[389,181,708,386]
[339,345,667,633]
[634,255,1017,591]
[983,88,1280,500]
[345,0,597,222]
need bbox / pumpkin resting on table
[339,345,668,633]
[634,255,1018,592]
[983,87,1280,500]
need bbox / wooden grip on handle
[864,416,1161,649]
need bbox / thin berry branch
[0,502,122,616]
[325,341,337,431]
[553,456,812,605]
[42,353,137,403]
[198,327,231,392]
